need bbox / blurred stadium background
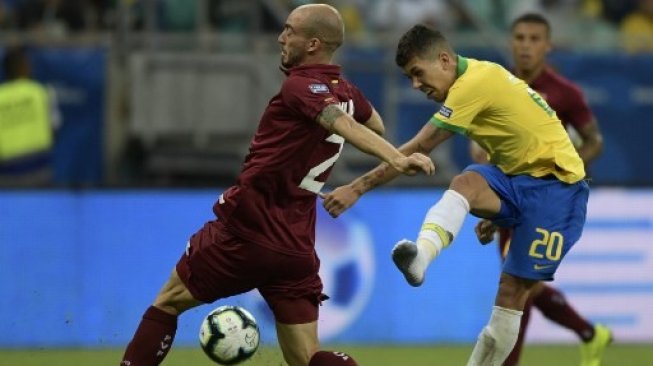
[1,0,653,365]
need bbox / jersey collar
[281,64,342,77]
[456,55,468,78]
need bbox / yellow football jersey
[432,56,585,184]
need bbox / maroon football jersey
[213,64,373,255]
[530,67,593,130]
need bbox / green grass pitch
[1,344,651,366]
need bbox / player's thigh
[276,320,319,366]
[450,170,502,218]
[503,180,589,281]
[259,249,323,323]
[175,220,269,304]
[153,268,203,315]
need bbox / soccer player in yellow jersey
[321,24,590,366]
[472,14,610,366]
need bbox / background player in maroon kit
[119,4,434,366]
[472,13,609,366]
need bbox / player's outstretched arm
[321,121,454,218]
[317,104,435,176]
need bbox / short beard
[281,52,302,69]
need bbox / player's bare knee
[496,273,536,310]
[153,280,198,315]
[449,172,481,203]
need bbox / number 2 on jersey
[299,134,345,194]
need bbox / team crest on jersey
[309,83,330,93]
[439,105,453,118]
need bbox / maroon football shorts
[176,220,324,324]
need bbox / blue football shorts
[464,164,590,281]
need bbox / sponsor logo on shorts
[533,264,553,270]
[439,105,453,118]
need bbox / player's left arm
[575,118,604,165]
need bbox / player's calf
[467,306,523,366]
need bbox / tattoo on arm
[355,163,390,194]
[317,104,345,130]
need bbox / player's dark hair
[395,24,453,68]
[511,13,551,38]
[3,46,30,79]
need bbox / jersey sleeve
[430,77,487,135]
[560,83,594,129]
[281,76,339,122]
[349,84,373,123]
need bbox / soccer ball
[199,305,260,365]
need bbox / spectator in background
[367,0,466,33]
[0,0,17,29]
[592,0,637,25]
[508,0,580,35]
[16,0,85,36]
[621,0,653,52]
[159,0,197,32]
[509,0,617,47]
[0,46,60,187]
[330,0,366,40]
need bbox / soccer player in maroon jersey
[119,4,434,366]
[472,13,610,366]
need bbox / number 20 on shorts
[528,228,564,261]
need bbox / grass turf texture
[1,344,651,365]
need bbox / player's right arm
[321,122,453,218]
[362,108,385,136]
[316,104,435,176]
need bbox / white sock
[416,189,470,263]
[467,306,523,366]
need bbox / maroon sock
[533,285,595,342]
[309,351,358,366]
[503,298,532,366]
[120,306,178,366]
